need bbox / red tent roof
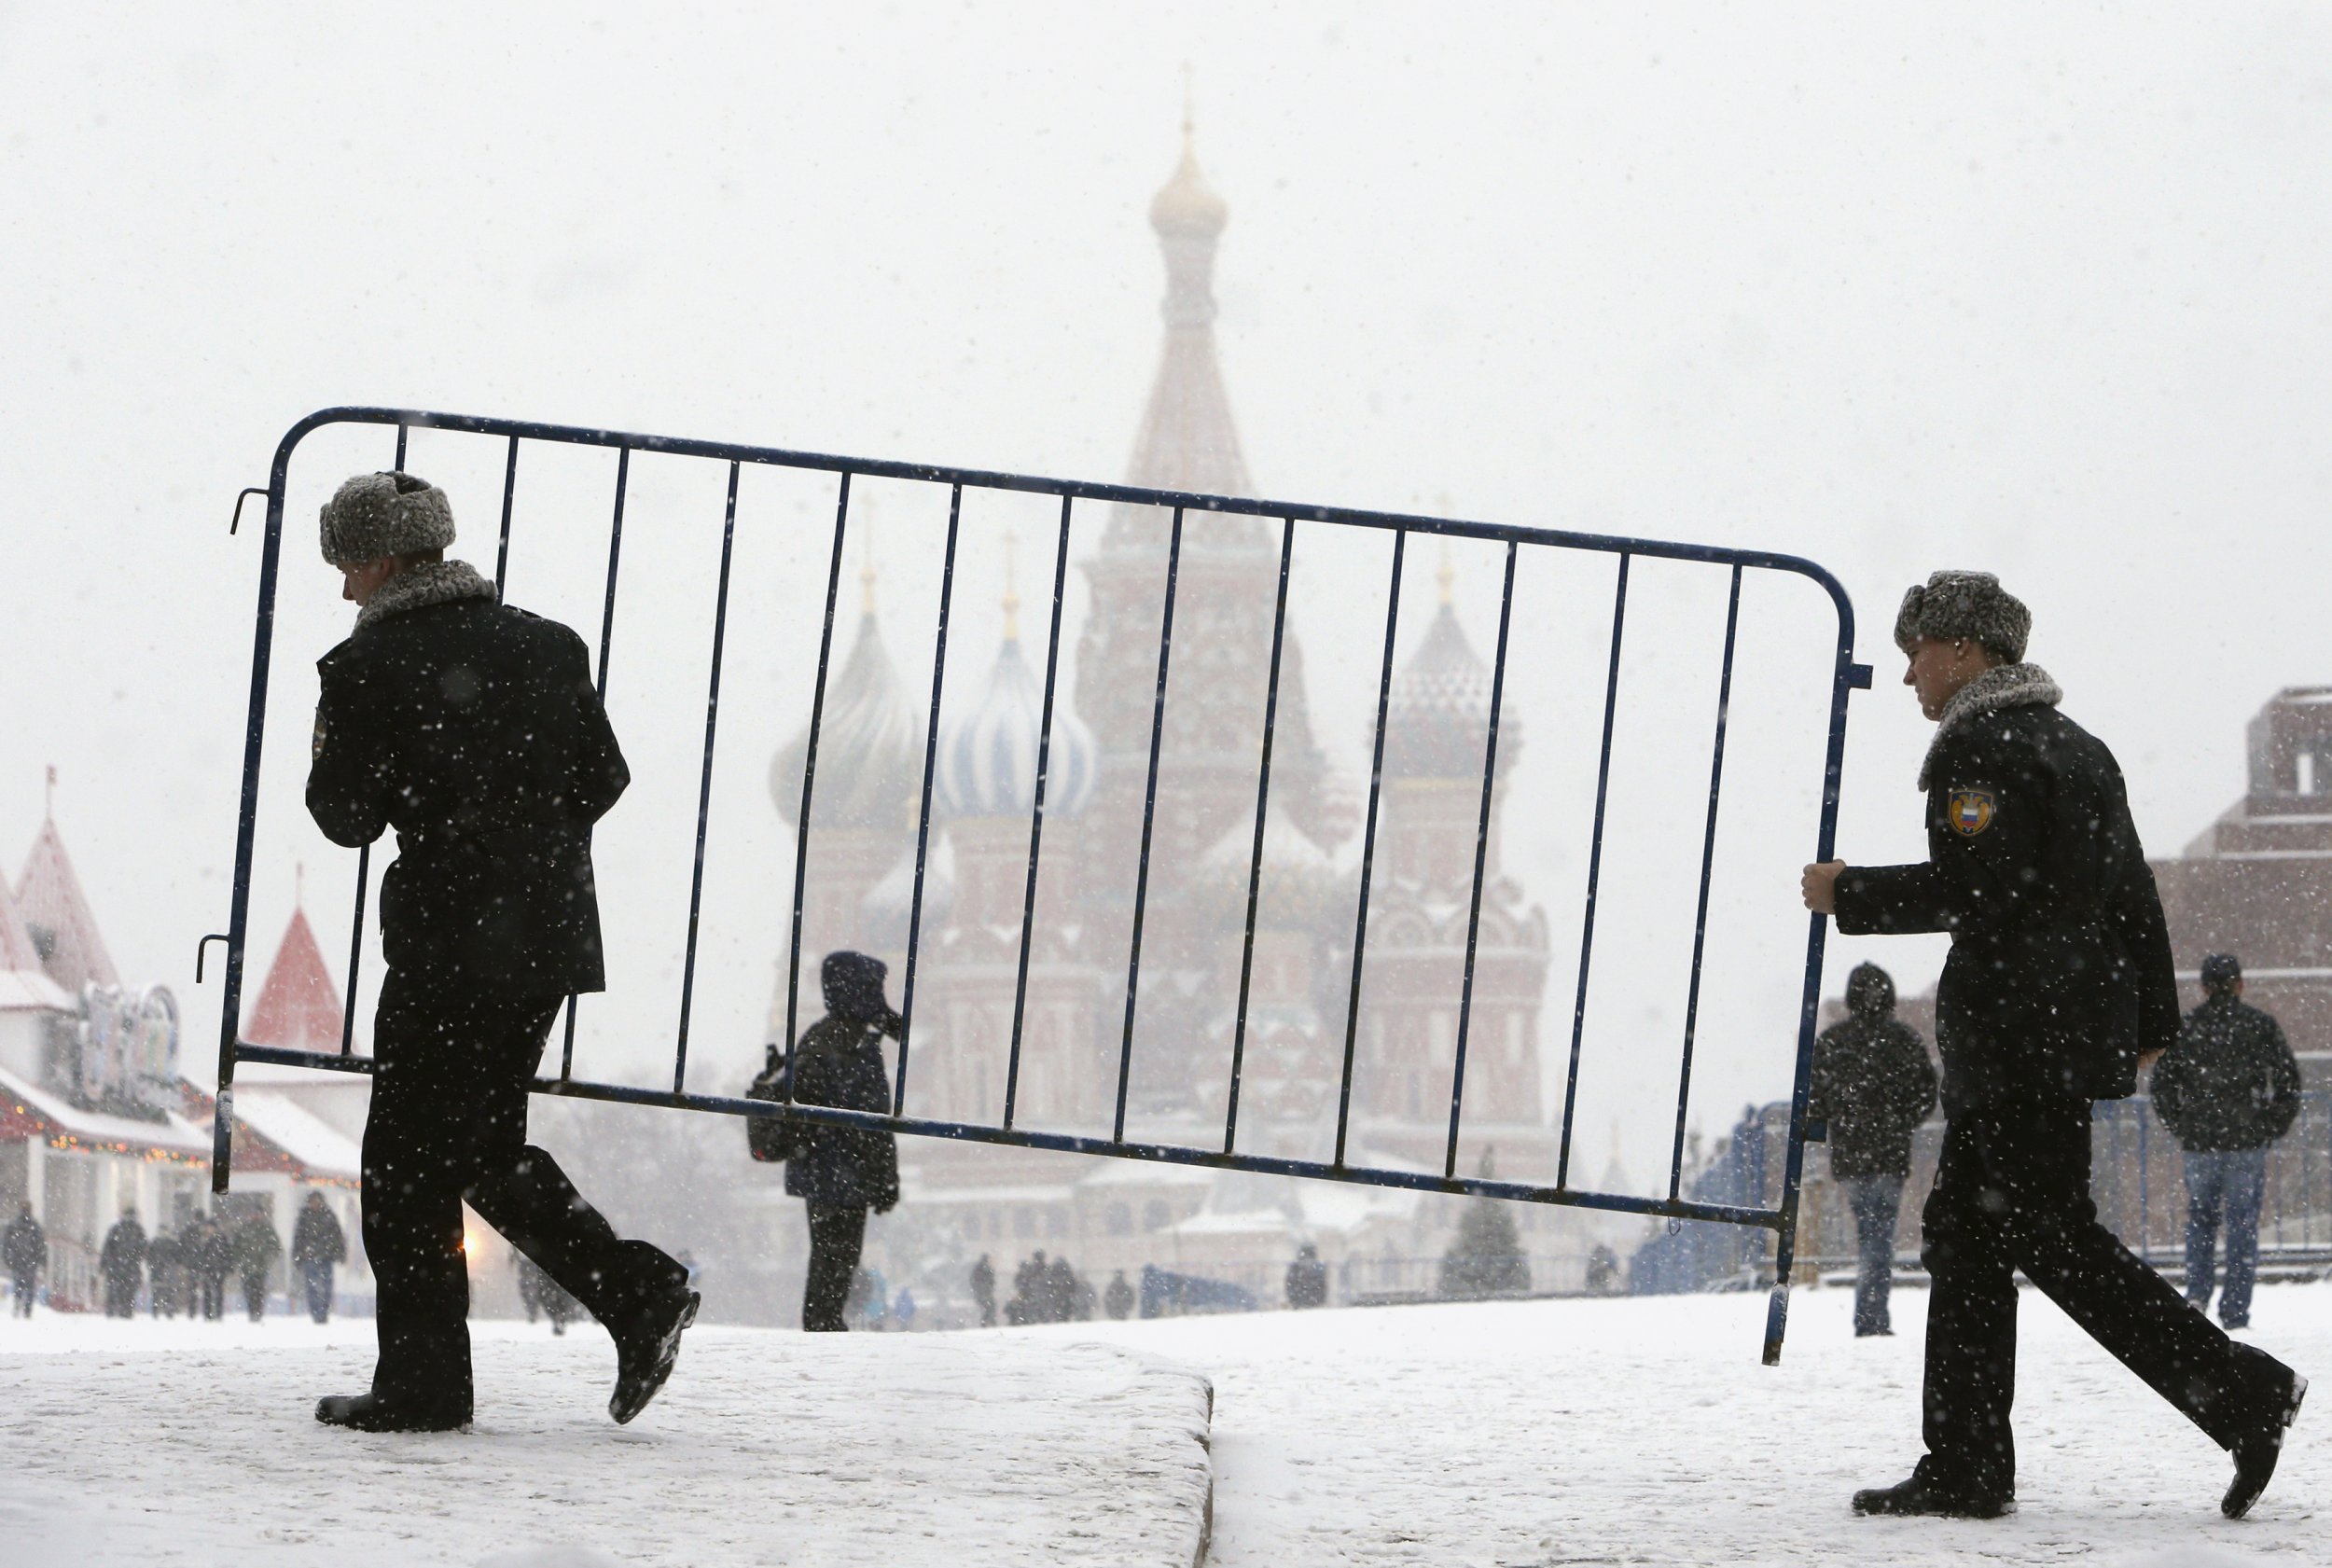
[242,907,346,1054]
[14,814,118,992]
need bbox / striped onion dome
[937,626,1097,820]
[1384,599,1522,782]
[771,610,923,834]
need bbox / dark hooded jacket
[6,1212,48,1275]
[307,574,629,995]
[1807,964,1938,1179]
[292,1199,347,1270]
[770,952,901,1210]
[100,1214,146,1279]
[2151,993,2303,1153]
[1833,684,2179,1113]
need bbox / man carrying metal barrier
[305,470,698,1433]
[1802,570,2307,1521]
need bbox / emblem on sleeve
[1948,789,1996,837]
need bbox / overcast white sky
[6,3,2329,1178]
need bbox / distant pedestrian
[1585,1243,1621,1295]
[894,1288,916,1329]
[1007,1251,1048,1325]
[758,951,901,1332]
[1807,570,2306,1520]
[969,1253,996,1327]
[147,1228,185,1318]
[235,1214,282,1322]
[2152,954,2304,1331]
[5,1202,45,1316]
[1807,963,1938,1336]
[291,1193,347,1324]
[1046,1255,1081,1322]
[1284,1243,1327,1310]
[188,1215,231,1321]
[520,1256,578,1335]
[100,1207,146,1318]
[1104,1269,1134,1321]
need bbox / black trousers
[10,1270,35,1315]
[364,973,684,1416]
[198,1272,225,1319]
[803,1202,867,1332]
[1921,1093,2293,1496]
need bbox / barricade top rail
[265,407,1858,597]
[213,405,1866,1364]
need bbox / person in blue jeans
[1808,963,1939,1336]
[2152,954,2302,1330]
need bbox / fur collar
[1919,661,2062,790]
[354,559,496,632]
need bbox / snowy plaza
[4,1280,2325,1566]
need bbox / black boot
[2223,1371,2308,1519]
[314,1393,470,1433]
[1852,1458,2013,1519]
[609,1285,700,1425]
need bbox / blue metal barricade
[204,406,1867,1361]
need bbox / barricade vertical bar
[895,485,963,1117]
[1224,518,1298,1155]
[493,435,520,592]
[1334,530,1408,1168]
[331,421,421,1061]
[1668,564,1743,1199]
[1114,506,1186,1144]
[673,462,741,1094]
[1765,596,1862,1365]
[998,495,1076,1127]
[212,445,298,1188]
[1557,555,1631,1187]
[1443,540,1518,1178]
[2137,1100,2151,1265]
[561,446,632,1079]
[340,850,368,1056]
[783,473,856,1097]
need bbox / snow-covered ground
[3,1277,2325,1566]
[0,1317,1212,1567]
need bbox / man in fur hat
[307,470,697,1432]
[1801,571,2307,1520]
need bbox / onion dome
[1384,573,1522,782]
[937,590,1097,820]
[1149,128,1228,239]
[861,836,956,951]
[771,594,923,835]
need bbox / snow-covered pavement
[3,1278,2325,1565]
[0,1318,1213,1567]
[1060,1279,2329,1568]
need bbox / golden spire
[859,524,877,617]
[1002,529,1020,643]
[1437,541,1454,606]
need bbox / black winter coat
[292,1203,347,1269]
[1834,703,2179,1113]
[234,1218,282,1277]
[774,1017,900,1210]
[2151,995,2303,1152]
[101,1216,146,1277]
[308,590,628,995]
[1808,1016,1937,1179]
[5,1214,46,1274]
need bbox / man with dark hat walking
[1807,962,1936,1337]
[307,469,697,1432]
[1803,570,2307,1520]
[2152,953,2302,1330]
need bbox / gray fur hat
[319,471,455,566]
[1892,570,2030,663]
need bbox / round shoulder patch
[1948,789,1996,837]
